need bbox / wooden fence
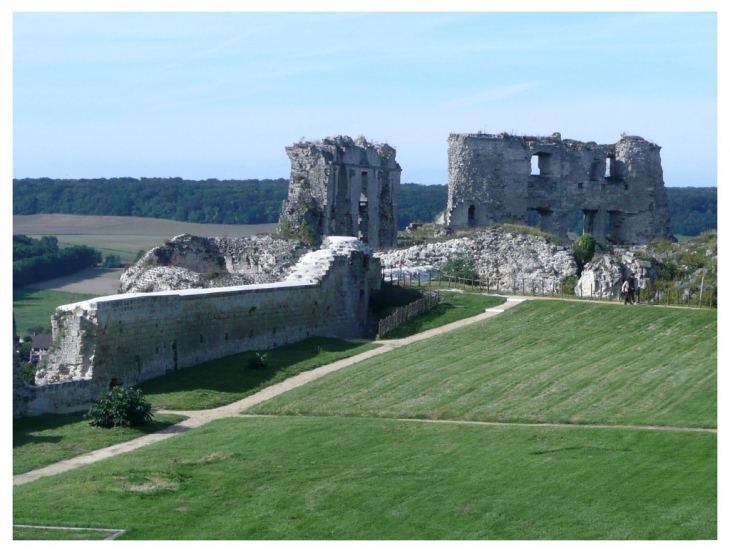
[377,291,441,338]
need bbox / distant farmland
[13,214,278,264]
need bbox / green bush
[299,220,317,246]
[84,387,153,428]
[573,234,596,273]
[21,361,36,385]
[18,342,32,362]
[560,276,578,296]
[248,352,269,370]
[439,251,480,281]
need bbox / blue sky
[12,10,718,187]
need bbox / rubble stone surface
[376,227,578,293]
[118,234,308,293]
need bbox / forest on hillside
[13,178,716,236]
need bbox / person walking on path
[623,273,636,305]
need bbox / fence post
[699,276,705,308]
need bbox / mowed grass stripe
[248,301,716,428]
[12,417,716,540]
[13,413,187,475]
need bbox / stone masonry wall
[19,238,379,417]
[445,132,673,244]
[279,136,401,249]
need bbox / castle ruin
[445,133,673,244]
[278,136,401,249]
[16,237,380,417]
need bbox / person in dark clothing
[626,273,636,305]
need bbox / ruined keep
[445,133,673,244]
[278,136,401,249]
[16,237,380,417]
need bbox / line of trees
[13,177,288,225]
[13,235,102,288]
[12,178,716,235]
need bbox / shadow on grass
[13,413,85,447]
[13,413,185,448]
[138,337,377,408]
[13,411,188,475]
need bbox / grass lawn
[12,416,716,539]
[13,413,187,475]
[139,337,380,410]
[248,301,717,429]
[13,288,96,335]
[379,289,505,339]
[13,527,116,540]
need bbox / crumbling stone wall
[445,132,673,244]
[119,234,308,293]
[279,136,401,249]
[18,238,380,417]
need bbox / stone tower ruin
[445,132,673,244]
[278,136,401,249]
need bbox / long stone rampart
[18,237,379,417]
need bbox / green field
[12,416,716,540]
[13,413,187,475]
[13,289,97,334]
[249,301,716,428]
[13,299,717,539]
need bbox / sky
[11,8,720,187]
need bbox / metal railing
[381,269,716,309]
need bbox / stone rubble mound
[375,227,578,292]
[574,254,624,298]
[118,234,309,293]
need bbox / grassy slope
[13,289,97,334]
[139,337,379,410]
[380,290,505,338]
[13,413,186,475]
[12,417,716,539]
[13,300,717,539]
[249,301,717,428]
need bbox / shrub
[84,386,153,428]
[248,352,269,370]
[560,276,578,296]
[299,220,317,246]
[21,361,36,385]
[573,234,596,273]
[439,251,480,281]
